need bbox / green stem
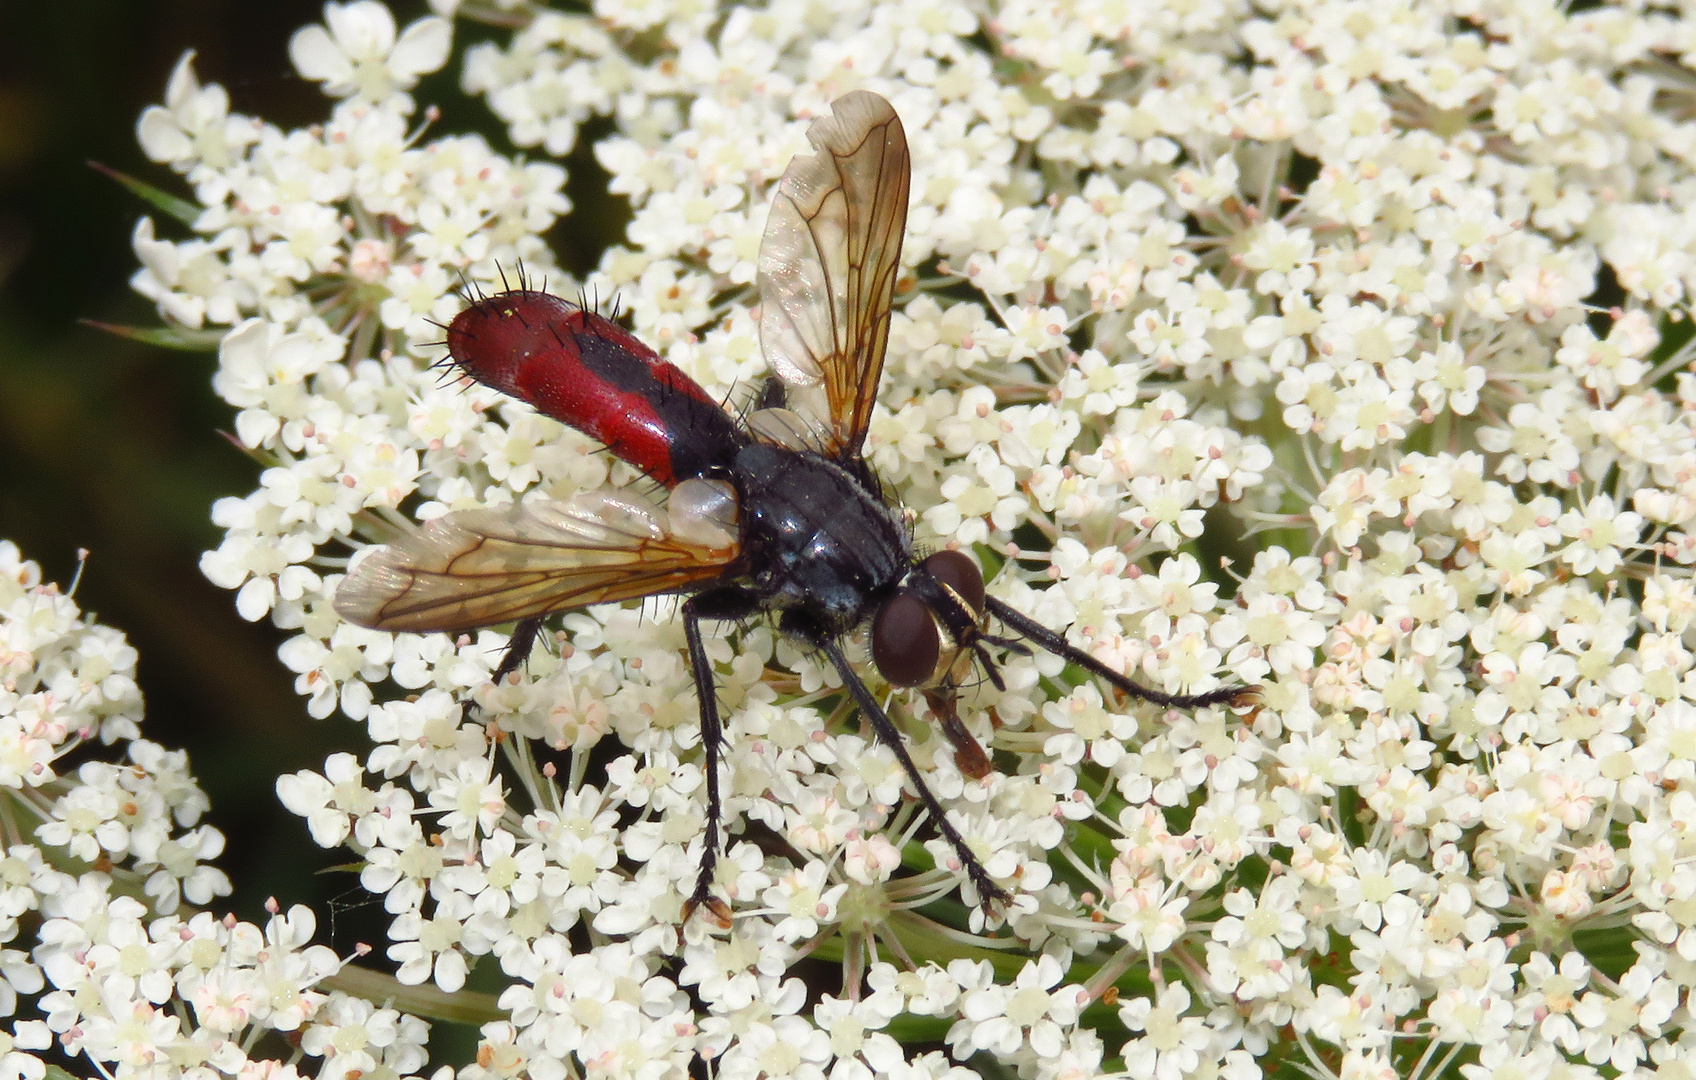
[322,965,506,1025]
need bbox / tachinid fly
[334,91,1255,919]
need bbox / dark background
[1,0,354,921]
[0,0,622,955]
[0,3,626,1062]
[0,4,652,1069]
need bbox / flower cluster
[124,0,1696,1077]
[0,541,434,1080]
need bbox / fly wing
[334,487,738,633]
[758,91,910,458]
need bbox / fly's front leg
[822,642,1011,909]
[681,588,763,925]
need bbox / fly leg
[984,597,1257,710]
[681,588,763,925]
[822,642,1012,909]
[754,375,787,410]
[458,617,545,726]
[491,617,545,686]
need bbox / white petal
[199,547,248,590]
[326,0,397,57]
[275,771,330,815]
[163,51,201,109]
[180,83,232,131]
[218,317,271,367]
[393,949,431,985]
[289,24,352,84]
[136,106,191,163]
[307,809,351,848]
[341,678,373,720]
[235,576,275,621]
[234,408,281,448]
[129,218,173,277]
[159,291,208,329]
[433,950,467,992]
[389,16,452,81]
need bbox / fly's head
[870,550,989,692]
[870,549,1021,781]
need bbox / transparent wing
[758,90,910,458]
[334,486,739,633]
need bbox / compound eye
[922,550,984,615]
[872,593,941,688]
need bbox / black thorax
[729,443,910,638]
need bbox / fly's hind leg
[458,616,546,726]
[681,588,765,926]
[492,617,545,686]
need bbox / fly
[333,91,1255,920]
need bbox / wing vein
[757,92,910,458]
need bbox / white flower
[1118,983,1212,1080]
[1556,495,1642,576]
[136,52,260,181]
[289,2,451,108]
[948,956,1080,1059]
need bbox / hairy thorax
[730,443,910,637]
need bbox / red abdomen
[446,289,743,486]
